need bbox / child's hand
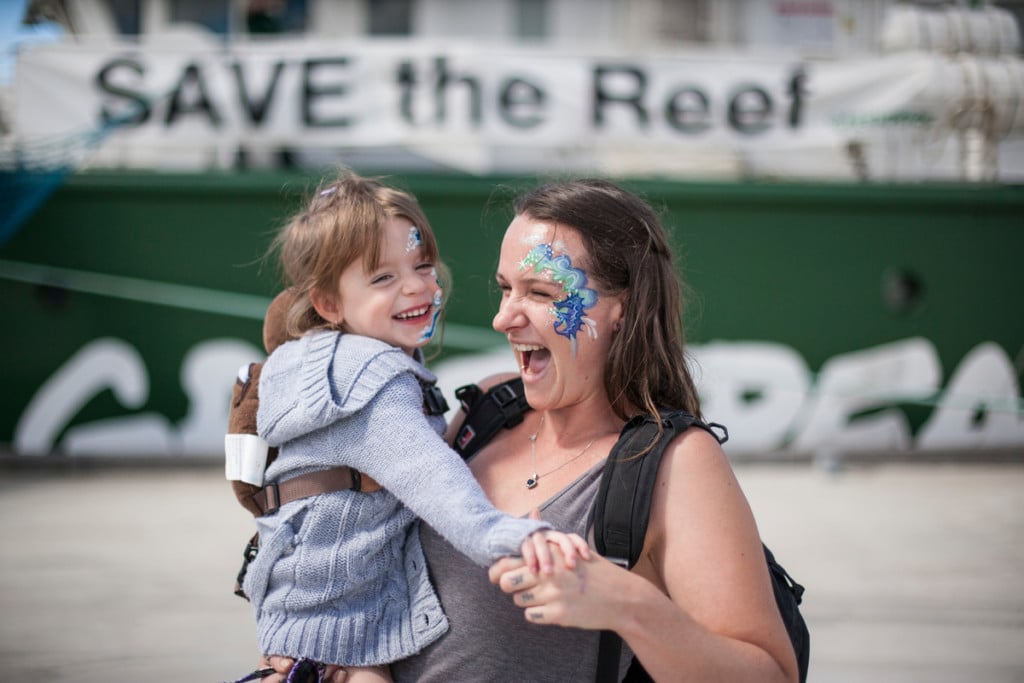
[257,655,349,683]
[520,529,592,575]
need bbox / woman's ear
[309,288,343,326]
[609,295,625,332]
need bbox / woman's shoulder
[644,416,740,534]
[648,415,756,558]
[475,371,521,393]
[659,419,733,482]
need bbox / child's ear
[309,288,343,326]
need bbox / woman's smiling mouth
[513,343,550,375]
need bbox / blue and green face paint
[520,242,598,354]
[406,226,443,344]
[418,283,443,343]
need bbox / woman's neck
[534,398,624,448]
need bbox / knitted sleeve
[330,374,550,567]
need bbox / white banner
[12,39,1024,178]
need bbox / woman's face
[492,214,623,411]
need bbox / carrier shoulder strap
[452,378,532,459]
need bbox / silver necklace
[526,414,597,490]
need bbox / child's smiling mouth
[394,304,431,322]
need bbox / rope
[0,258,505,350]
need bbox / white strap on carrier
[225,433,270,486]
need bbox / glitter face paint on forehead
[519,242,598,354]
[406,226,422,252]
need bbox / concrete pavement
[0,460,1021,682]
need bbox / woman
[266,179,799,682]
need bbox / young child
[233,171,587,683]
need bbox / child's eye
[371,273,394,285]
[416,262,436,272]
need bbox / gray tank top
[392,461,620,682]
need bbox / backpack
[453,378,809,683]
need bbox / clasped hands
[258,528,614,683]
[492,527,622,631]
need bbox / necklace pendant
[526,476,538,489]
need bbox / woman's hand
[519,529,592,575]
[490,545,630,632]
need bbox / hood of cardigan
[256,330,437,446]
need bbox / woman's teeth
[512,343,545,371]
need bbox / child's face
[335,216,443,355]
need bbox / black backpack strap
[593,410,723,568]
[452,378,532,459]
[595,630,625,683]
[592,410,725,683]
[764,546,810,683]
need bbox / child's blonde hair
[270,170,450,341]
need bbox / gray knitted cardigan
[244,331,547,666]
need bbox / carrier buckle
[423,384,450,416]
[261,482,281,515]
[490,382,519,408]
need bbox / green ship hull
[2,171,1021,458]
